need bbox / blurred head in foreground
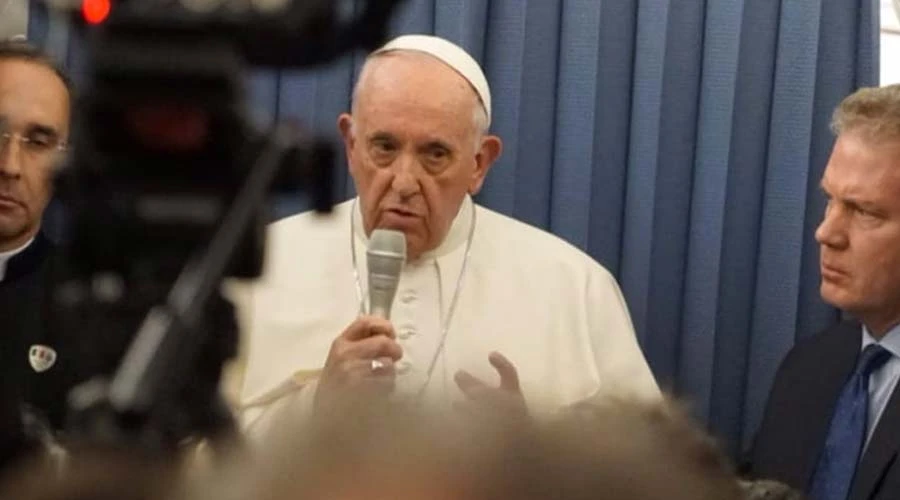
[237,395,743,500]
[0,396,747,500]
[0,449,185,500]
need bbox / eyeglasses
[0,129,68,161]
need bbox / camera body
[41,0,406,451]
[57,0,405,283]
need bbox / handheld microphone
[366,229,406,319]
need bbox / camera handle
[64,124,320,457]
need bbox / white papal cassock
[228,195,659,438]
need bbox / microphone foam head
[369,229,406,257]
[367,229,406,274]
[367,230,406,318]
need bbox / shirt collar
[862,322,900,359]
[0,237,35,282]
[352,195,475,262]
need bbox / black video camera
[40,0,406,455]
[58,0,406,282]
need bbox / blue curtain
[27,0,879,456]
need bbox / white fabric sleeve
[585,265,661,401]
[240,378,319,448]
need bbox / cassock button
[397,361,412,374]
[398,327,416,340]
[400,291,417,304]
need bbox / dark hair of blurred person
[224,394,744,500]
[738,479,807,500]
[0,449,185,500]
[495,396,744,500]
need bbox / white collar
[862,323,900,359]
[352,195,475,262]
[0,237,36,282]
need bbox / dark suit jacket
[749,320,900,500]
[0,233,56,467]
[0,233,131,468]
[0,232,228,465]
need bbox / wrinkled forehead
[0,59,70,133]
[368,34,492,126]
[354,53,480,139]
[823,133,900,199]
[357,52,481,115]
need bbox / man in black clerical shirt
[0,39,73,467]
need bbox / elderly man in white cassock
[230,34,659,437]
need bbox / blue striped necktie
[808,343,892,500]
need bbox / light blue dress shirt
[862,322,900,450]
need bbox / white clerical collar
[0,237,35,282]
[352,195,475,261]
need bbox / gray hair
[831,84,900,143]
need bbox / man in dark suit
[749,84,900,500]
[0,39,73,468]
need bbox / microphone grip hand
[314,317,403,416]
